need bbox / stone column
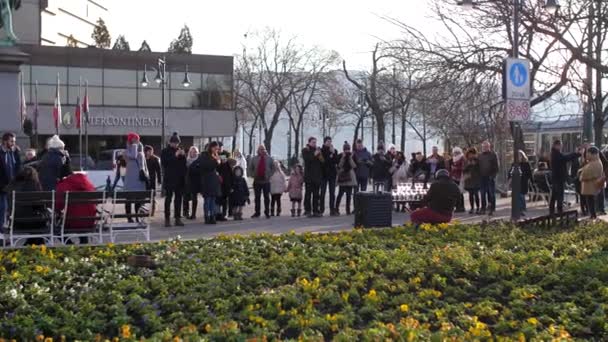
[0,47,29,148]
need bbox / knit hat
[127,132,140,144]
[587,146,599,155]
[435,169,450,179]
[387,143,396,151]
[47,135,65,150]
[343,141,351,151]
[169,132,181,144]
[452,147,463,155]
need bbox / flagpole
[34,81,39,149]
[55,73,60,136]
[78,77,83,170]
[84,80,89,166]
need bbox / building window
[68,85,102,106]
[170,89,198,108]
[103,69,137,88]
[103,87,137,106]
[138,88,162,107]
[169,71,201,90]
[68,67,103,86]
[36,84,68,105]
[31,65,68,85]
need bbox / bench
[107,190,154,242]
[57,191,107,244]
[516,210,578,229]
[2,191,56,247]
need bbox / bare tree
[325,71,371,145]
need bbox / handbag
[135,158,150,185]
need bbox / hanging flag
[52,75,62,131]
[19,77,27,125]
[82,81,90,123]
[75,94,81,129]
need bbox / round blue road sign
[509,62,527,87]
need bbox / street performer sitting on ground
[410,169,461,225]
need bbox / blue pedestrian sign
[504,57,531,122]
[509,62,527,87]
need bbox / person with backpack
[335,141,357,215]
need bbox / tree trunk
[353,116,364,146]
[247,126,255,156]
[400,110,406,152]
[294,127,300,159]
[594,117,603,148]
[264,127,275,156]
[375,113,386,147]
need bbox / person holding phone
[161,132,187,227]
[302,137,325,217]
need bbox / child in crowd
[230,166,249,220]
[270,160,287,216]
[287,164,304,217]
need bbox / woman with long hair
[183,146,201,219]
[199,142,222,224]
[508,150,532,215]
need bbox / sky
[104,0,435,69]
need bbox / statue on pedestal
[0,0,21,46]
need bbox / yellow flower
[120,324,131,338]
[400,304,409,313]
[44,338,53,342]
[172,337,182,342]
[40,245,47,255]
[35,336,44,342]
[527,317,539,326]
[205,324,213,333]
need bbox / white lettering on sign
[89,116,162,127]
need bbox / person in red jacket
[55,162,97,243]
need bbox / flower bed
[1,222,608,341]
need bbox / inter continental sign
[503,57,531,122]
[88,116,162,127]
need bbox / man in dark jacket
[160,133,187,227]
[410,169,461,225]
[371,144,392,191]
[0,132,21,228]
[426,146,446,181]
[302,137,324,217]
[248,144,274,218]
[353,139,372,191]
[549,140,580,215]
[478,141,499,215]
[320,137,339,216]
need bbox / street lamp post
[459,0,559,221]
[141,58,191,147]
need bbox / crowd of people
[2,129,606,233]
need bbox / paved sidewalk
[122,195,562,243]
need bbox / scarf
[257,154,266,179]
[187,155,197,167]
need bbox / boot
[276,209,281,217]
[297,209,302,217]
[234,213,240,221]
[175,218,185,227]
[204,216,209,224]
[291,209,296,217]
[189,206,197,220]
[270,208,275,216]
[209,216,217,224]
[164,218,172,227]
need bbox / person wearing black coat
[215,156,236,221]
[160,133,187,227]
[5,167,47,244]
[320,137,339,216]
[0,132,21,229]
[302,137,325,217]
[508,150,532,215]
[199,142,222,224]
[230,166,250,220]
[408,152,430,186]
[371,145,392,191]
[38,135,67,191]
[550,140,581,215]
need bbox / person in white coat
[269,160,287,216]
[234,149,248,178]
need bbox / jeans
[468,189,480,210]
[584,195,597,218]
[253,182,270,216]
[550,181,565,215]
[304,182,321,214]
[336,186,353,213]
[0,192,6,228]
[480,177,496,211]
[320,177,336,213]
[203,196,216,217]
[518,193,527,212]
[271,194,282,214]
[164,188,183,219]
[356,177,368,192]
